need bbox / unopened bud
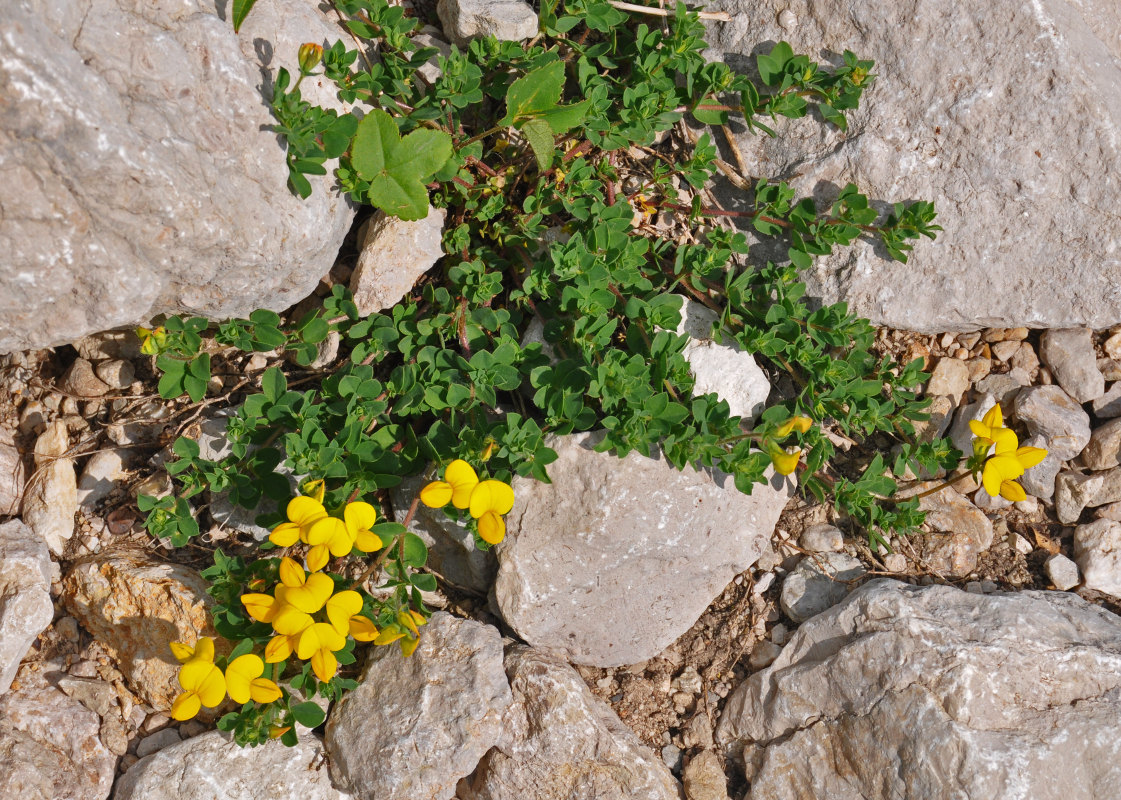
[298,42,323,74]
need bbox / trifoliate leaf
[351,110,453,221]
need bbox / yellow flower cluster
[241,556,378,683]
[169,637,282,721]
[768,416,813,476]
[419,460,515,544]
[969,405,1047,501]
[268,496,383,572]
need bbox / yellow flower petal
[326,590,364,635]
[1015,446,1048,470]
[306,544,330,573]
[397,610,419,636]
[980,404,1003,429]
[310,648,338,683]
[249,677,282,704]
[374,627,405,646]
[354,528,383,553]
[241,593,277,624]
[1000,479,1027,502]
[278,557,306,588]
[307,516,347,547]
[224,654,265,704]
[344,502,377,532]
[287,496,328,526]
[265,634,294,663]
[285,572,335,614]
[992,427,1019,455]
[169,641,195,664]
[420,480,453,508]
[399,635,421,657]
[272,605,315,636]
[327,527,356,557]
[477,510,506,545]
[269,521,301,547]
[170,692,202,721]
[179,660,226,708]
[770,446,801,476]
[349,615,379,642]
[469,480,515,518]
[297,623,347,660]
[968,419,990,440]
[446,460,481,509]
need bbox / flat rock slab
[326,613,512,800]
[717,579,1121,800]
[705,0,1121,332]
[61,549,218,712]
[0,520,53,695]
[494,431,791,667]
[0,0,354,352]
[458,646,681,800]
[114,731,351,800]
[0,681,117,800]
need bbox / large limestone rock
[458,646,681,800]
[113,731,351,800]
[326,613,512,800]
[0,520,54,695]
[61,549,218,712]
[717,579,1121,799]
[494,431,792,667]
[705,0,1121,332]
[0,681,117,800]
[0,0,355,352]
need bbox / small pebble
[980,580,999,593]
[749,640,783,670]
[964,581,984,594]
[1044,553,1081,591]
[661,744,682,772]
[1011,533,1034,555]
[777,8,797,30]
[957,332,981,349]
[1105,333,1121,360]
[136,728,181,758]
[769,623,789,645]
[883,553,907,572]
[982,328,1006,343]
[753,572,776,594]
[991,340,1020,362]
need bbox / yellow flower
[297,622,348,682]
[980,429,1048,501]
[298,42,324,74]
[276,557,334,614]
[769,444,801,476]
[469,480,515,545]
[170,640,226,721]
[241,593,279,625]
[137,326,167,356]
[270,496,328,548]
[420,459,479,509]
[968,404,1016,457]
[775,415,813,437]
[325,590,364,635]
[305,516,353,572]
[349,615,379,642]
[344,502,383,553]
[224,654,283,705]
[264,633,301,663]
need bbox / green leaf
[351,110,453,221]
[231,0,258,32]
[411,573,438,592]
[757,41,795,85]
[401,532,428,568]
[522,118,555,171]
[262,367,287,404]
[500,61,565,126]
[538,99,591,134]
[290,701,325,728]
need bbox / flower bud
[298,43,324,74]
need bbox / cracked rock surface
[716,579,1121,800]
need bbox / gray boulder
[0,520,53,695]
[717,579,1121,800]
[705,0,1121,332]
[437,0,538,46]
[494,431,792,667]
[0,0,354,352]
[458,646,681,800]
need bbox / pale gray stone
[494,431,792,667]
[748,640,783,670]
[1083,418,1121,471]
[437,0,538,46]
[882,553,907,573]
[798,523,844,553]
[1020,434,1061,500]
[973,368,1030,404]
[114,731,350,800]
[0,1,354,353]
[925,357,969,405]
[705,0,1121,333]
[0,682,117,800]
[990,340,1020,362]
[0,428,24,516]
[1074,519,1121,599]
[1011,341,1041,375]
[56,675,118,718]
[134,728,182,759]
[717,579,1121,800]
[1014,386,1092,461]
[73,331,141,362]
[77,448,131,508]
[350,208,447,316]
[1100,358,1121,382]
[61,358,110,397]
[683,751,729,800]
[947,394,996,458]
[22,421,77,555]
[326,613,512,800]
[677,301,770,423]
[1056,471,1106,524]
[780,552,865,622]
[916,483,994,577]
[1092,382,1121,418]
[93,359,135,390]
[972,486,1011,511]
[414,27,453,84]
[285,330,340,370]
[0,520,53,695]
[1044,553,1081,592]
[395,473,496,593]
[1040,329,1105,403]
[457,646,680,800]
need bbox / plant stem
[607,0,731,20]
